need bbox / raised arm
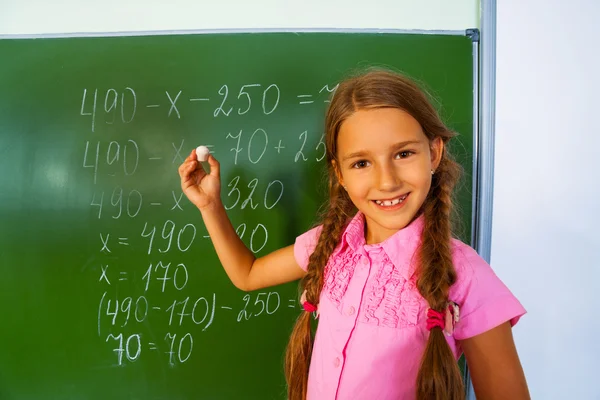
[178,149,306,291]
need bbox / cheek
[398,163,429,181]
[344,174,370,196]
[404,168,433,192]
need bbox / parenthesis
[98,291,107,337]
[202,293,216,332]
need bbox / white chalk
[195,146,210,162]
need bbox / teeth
[375,195,407,206]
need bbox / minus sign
[221,306,232,310]
[146,105,160,108]
[149,157,162,160]
[190,98,210,102]
[150,203,162,206]
[153,307,161,310]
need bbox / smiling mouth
[373,194,409,207]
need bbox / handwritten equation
[98,286,296,367]
[80,83,338,132]
[84,81,332,367]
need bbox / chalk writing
[81,80,333,367]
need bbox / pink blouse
[294,212,526,400]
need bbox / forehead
[337,108,426,154]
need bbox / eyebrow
[341,140,422,161]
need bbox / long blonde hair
[284,69,464,400]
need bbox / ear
[331,160,344,188]
[430,137,444,171]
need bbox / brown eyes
[352,160,369,169]
[351,151,414,169]
[395,151,414,159]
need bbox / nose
[377,161,401,191]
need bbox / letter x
[99,265,111,285]
[166,90,182,118]
[171,191,184,211]
[100,233,111,253]
[172,139,184,164]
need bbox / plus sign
[275,140,285,154]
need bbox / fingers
[178,156,194,175]
[179,158,206,185]
[206,154,220,178]
[178,148,216,185]
[184,149,197,162]
[178,160,193,184]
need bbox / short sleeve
[449,241,526,341]
[293,225,323,272]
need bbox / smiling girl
[178,69,530,400]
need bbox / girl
[178,69,530,400]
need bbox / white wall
[494,1,600,399]
[0,0,477,35]
[3,0,598,399]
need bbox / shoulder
[450,239,490,279]
[449,238,512,288]
[448,239,526,340]
[449,238,512,299]
[293,225,323,271]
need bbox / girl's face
[334,108,443,244]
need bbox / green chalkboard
[0,32,474,399]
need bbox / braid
[415,153,464,400]
[284,180,355,400]
[282,68,468,399]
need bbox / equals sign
[148,342,158,350]
[118,238,129,246]
[297,95,314,105]
[288,299,296,308]
[203,144,216,155]
[119,272,127,281]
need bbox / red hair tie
[302,302,318,313]
[426,303,460,335]
[426,308,446,331]
[300,290,319,314]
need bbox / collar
[341,211,425,281]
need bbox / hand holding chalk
[196,146,210,162]
[179,147,221,212]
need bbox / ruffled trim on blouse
[324,248,362,309]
